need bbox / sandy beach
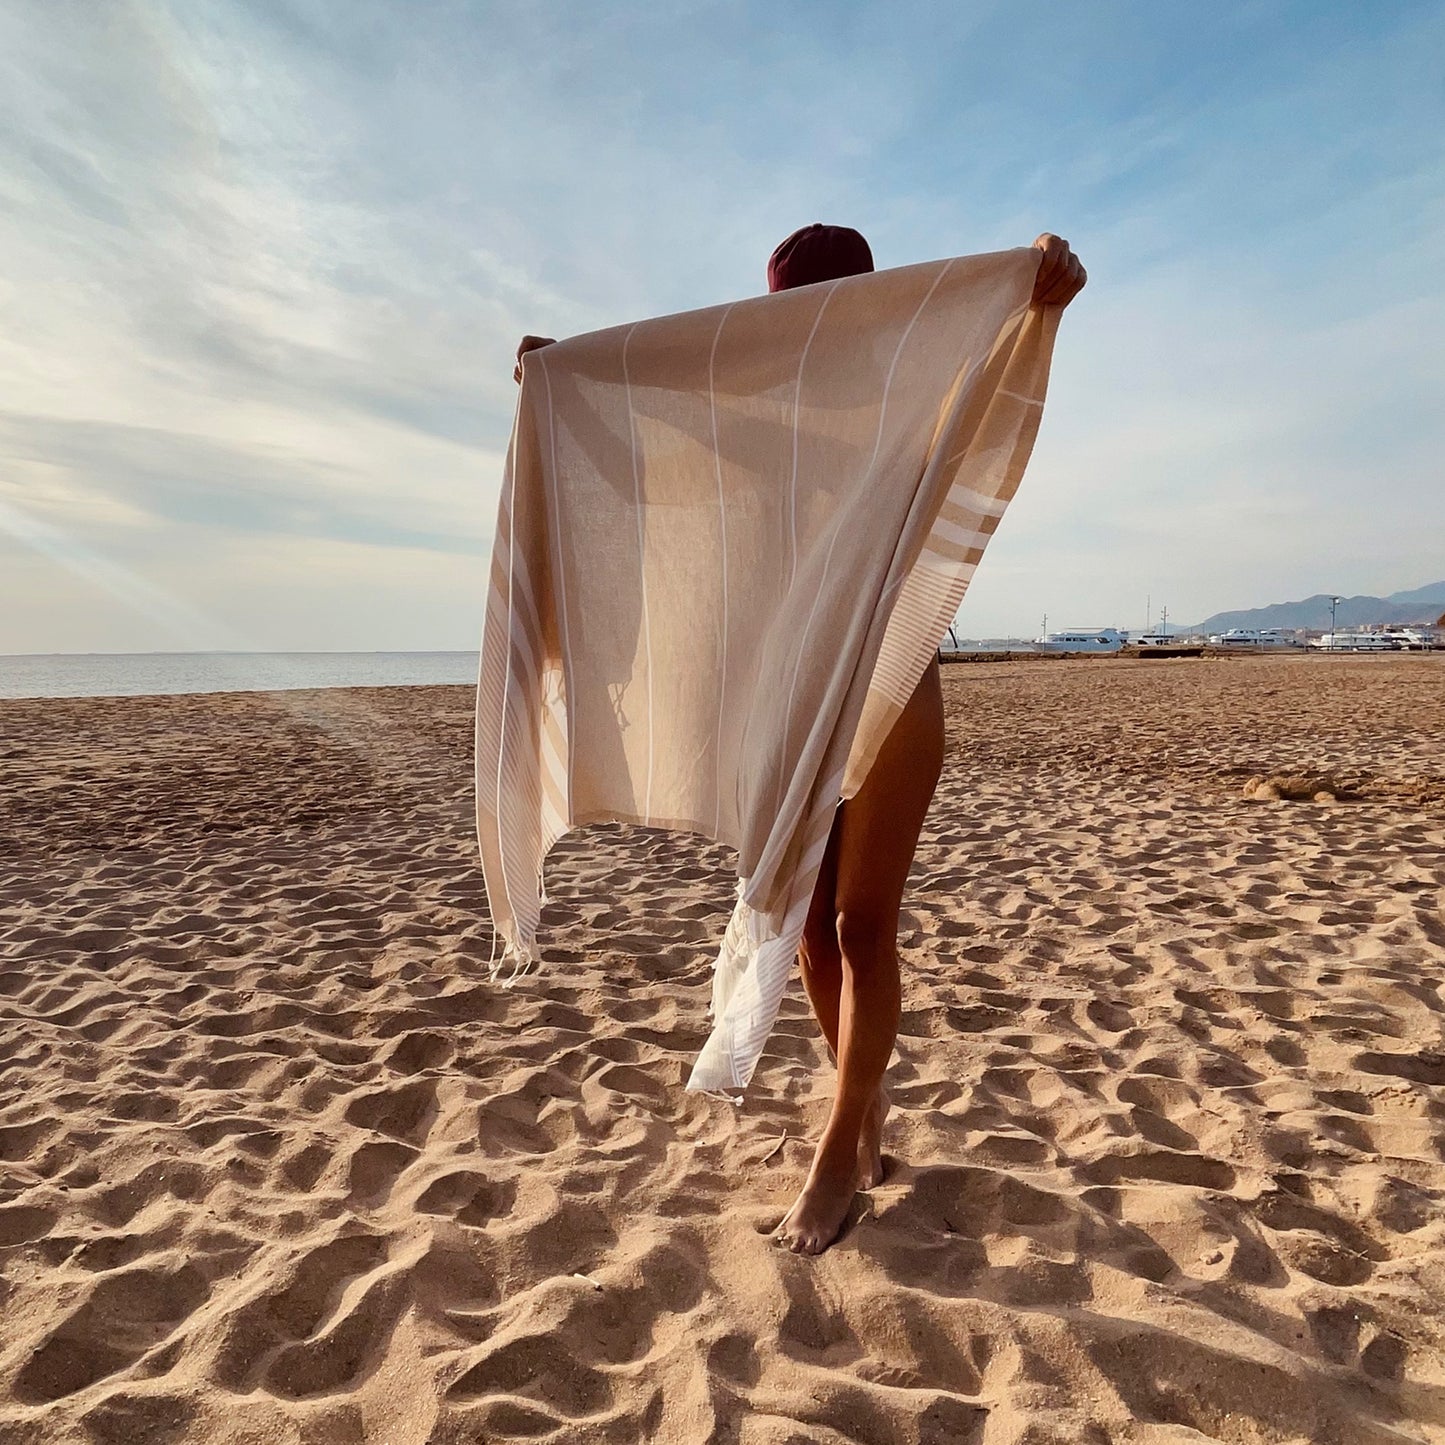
[2,653,1443,1444]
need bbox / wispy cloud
[1,0,1441,650]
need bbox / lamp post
[1329,595,1341,650]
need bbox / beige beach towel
[476,247,1060,1093]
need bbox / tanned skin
[515,233,1086,1255]
[776,233,1085,1253]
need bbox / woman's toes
[775,1168,857,1255]
[776,1220,815,1254]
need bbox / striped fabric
[476,248,1060,1094]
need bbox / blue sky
[2,0,1441,652]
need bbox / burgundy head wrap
[766,223,875,293]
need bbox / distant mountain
[1185,583,1445,634]
[1386,581,1445,608]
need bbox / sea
[0,641,1048,702]
[0,652,480,701]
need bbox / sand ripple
[2,656,1444,1443]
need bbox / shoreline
[2,643,1440,703]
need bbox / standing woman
[515,226,1086,1254]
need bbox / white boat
[1208,628,1297,648]
[1308,631,1395,652]
[1379,628,1438,651]
[1035,628,1125,653]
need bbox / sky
[2,0,1442,653]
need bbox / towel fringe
[486,936,540,987]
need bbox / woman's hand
[1031,235,1087,308]
[514,334,557,384]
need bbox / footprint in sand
[0,1203,56,1246]
[211,1232,389,1393]
[78,1390,196,1444]
[344,1139,419,1207]
[1079,1146,1236,1192]
[415,1168,518,1226]
[342,1078,438,1146]
[382,1029,455,1074]
[14,1264,210,1403]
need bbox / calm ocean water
[0,652,480,700]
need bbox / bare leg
[797,814,888,1187]
[797,811,843,1059]
[777,660,945,1254]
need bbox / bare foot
[857,1086,889,1190]
[774,1150,859,1255]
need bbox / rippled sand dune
[2,654,1443,1444]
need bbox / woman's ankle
[813,1117,866,1177]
